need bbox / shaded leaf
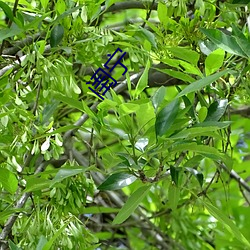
[50,24,64,47]
[155,99,179,137]
[232,0,250,4]
[112,185,151,224]
[98,172,136,191]
[185,167,204,187]
[170,166,181,186]
[205,99,228,122]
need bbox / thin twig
[219,163,250,193]
[141,0,156,28]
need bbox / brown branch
[2,32,46,56]
[219,163,250,193]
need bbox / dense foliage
[1,0,250,249]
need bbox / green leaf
[198,106,208,122]
[151,86,166,111]
[168,182,180,210]
[200,28,247,58]
[0,26,23,42]
[138,27,157,49]
[24,177,51,192]
[41,101,60,125]
[157,2,168,24]
[9,241,21,250]
[36,236,48,250]
[119,103,140,115]
[170,126,221,139]
[80,206,120,214]
[156,67,195,83]
[0,168,18,194]
[98,172,137,191]
[0,209,23,223]
[40,0,49,9]
[194,121,231,129]
[53,92,84,112]
[232,0,250,4]
[234,36,250,58]
[0,1,14,21]
[185,167,204,187]
[42,223,69,250]
[50,24,64,47]
[112,185,151,224]
[203,201,250,248]
[155,99,179,137]
[176,70,231,98]
[51,166,86,186]
[168,47,200,65]
[205,99,228,122]
[134,59,150,98]
[205,49,225,75]
[170,143,228,164]
[170,166,181,186]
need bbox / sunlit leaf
[205,99,228,122]
[177,70,231,97]
[205,49,225,75]
[98,172,137,191]
[151,86,166,111]
[134,59,150,98]
[0,1,14,21]
[0,168,18,194]
[200,28,247,58]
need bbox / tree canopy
[0,0,250,249]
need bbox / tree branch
[219,163,250,193]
